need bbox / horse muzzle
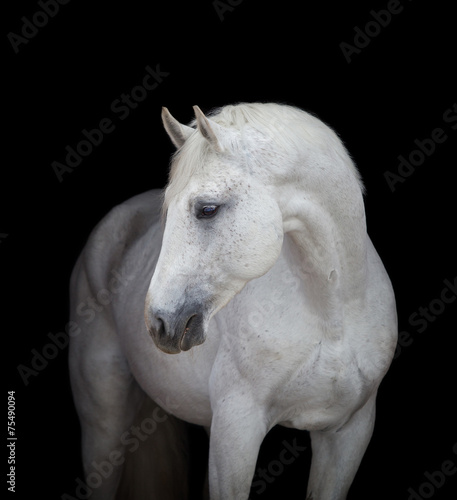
[145,301,207,354]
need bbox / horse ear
[161,107,194,149]
[193,105,225,152]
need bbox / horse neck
[274,180,368,340]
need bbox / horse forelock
[162,132,212,217]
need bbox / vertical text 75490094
[7,391,16,493]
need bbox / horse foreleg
[208,399,268,500]
[307,392,377,500]
[69,322,144,500]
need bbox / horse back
[70,189,164,315]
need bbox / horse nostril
[145,309,167,339]
[184,314,196,334]
[154,316,166,338]
[179,314,196,349]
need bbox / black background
[4,0,456,499]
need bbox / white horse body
[69,103,397,500]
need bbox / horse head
[144,106,284,353]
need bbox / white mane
[163,102,364,214]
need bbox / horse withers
[69,103,397,499]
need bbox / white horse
[69,102,397,500]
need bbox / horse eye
[199,205,220,218]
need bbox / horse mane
[162,102,364,216]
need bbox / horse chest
[275,355,366,431]
[227,336,368,431]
